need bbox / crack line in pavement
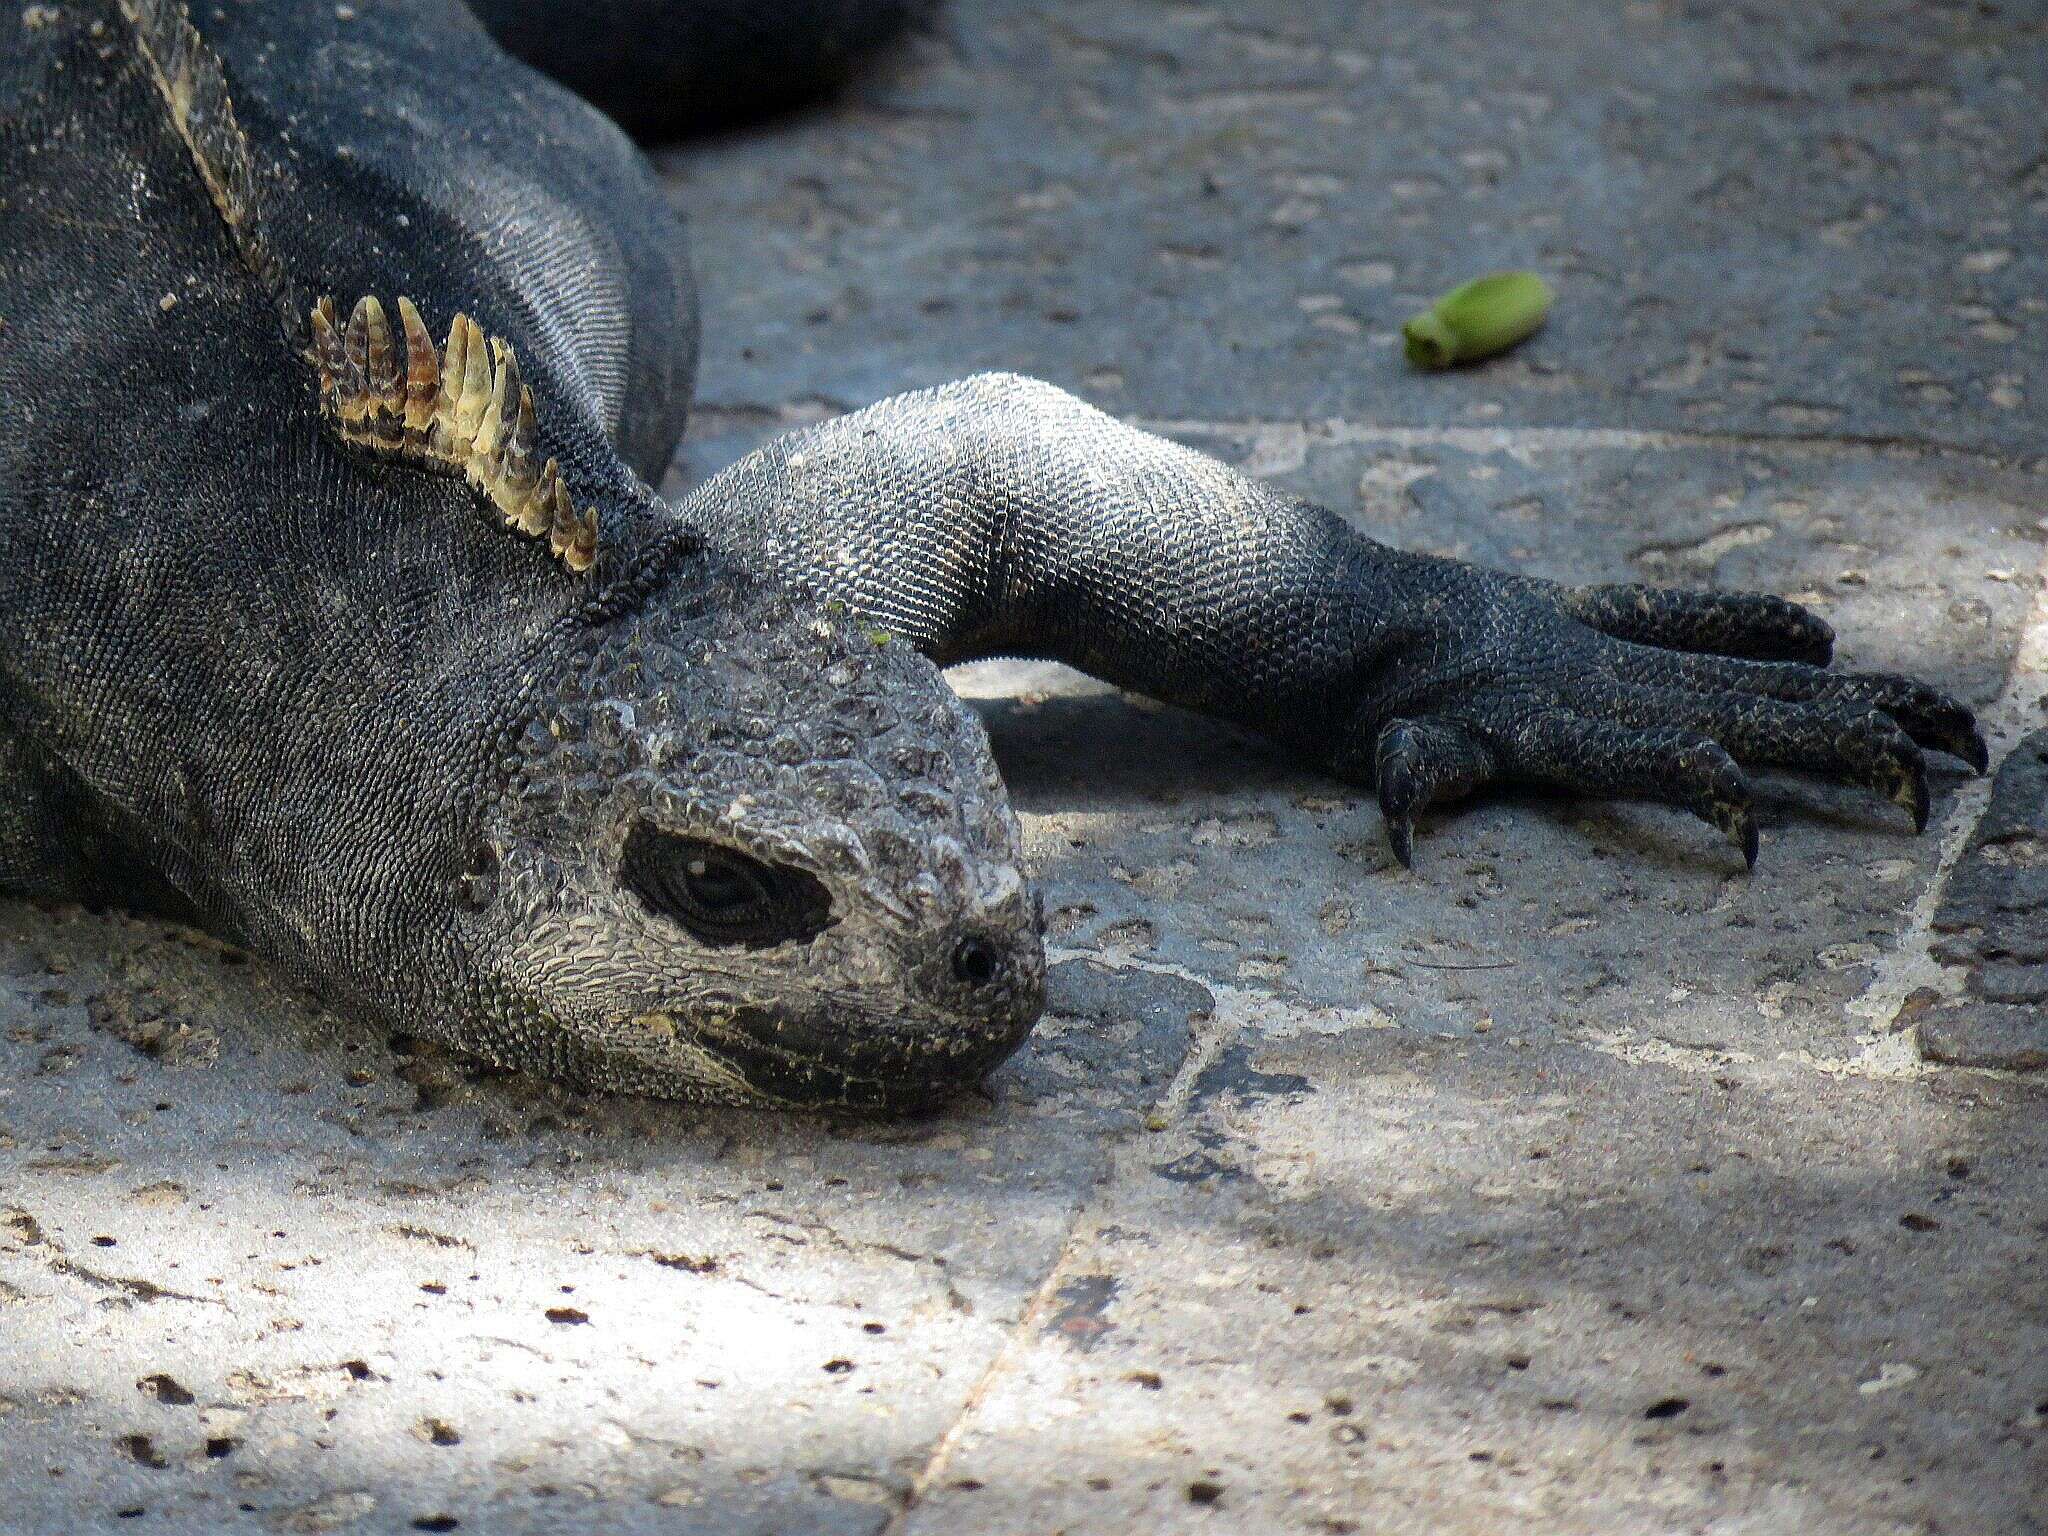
[1134,418,2041,477]
[1049,945,1243,1120]
[1817,541,2048,1081]
[885,947,1248,1525]
[886,1223,1084,1528]
[682,412,2042,492]
[1056,937,2024,1089]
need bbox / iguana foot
[1355,577,1987,868]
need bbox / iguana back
[0,0,658,944]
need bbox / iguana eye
[621,824,832,949]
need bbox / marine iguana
[0,0,1988,1109]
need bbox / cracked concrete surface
[4,1,2046,1532]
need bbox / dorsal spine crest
[118,0,303,335]
[311,296,599,573]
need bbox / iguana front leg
[680,374,1987,866]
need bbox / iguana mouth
[633,998,1041,1112]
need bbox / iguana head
[460,566,1045,1110]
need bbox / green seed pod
[1403,271,1554,370]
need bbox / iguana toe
[1562,583,1836,666]
[1370,718,1497,869]
[1491,712,1761,865]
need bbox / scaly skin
[0,1,1986,1110]
[681,372,1987,878]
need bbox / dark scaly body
[0,2,1985,1109]
[0,1,1038,1107]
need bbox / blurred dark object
[466,0,937,136]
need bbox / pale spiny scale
[452,317,492,442]
[397,297,438,433]
[340,299,371,423]
[360,298,404,446]
[549,477,597,572]
[548,479,574,554]
[361,298,400,407]
[518,459,561,538]
[431,309,470,455]
[307,294,600,571]
[503,387,542,508]
[471,339,514,493]
[308,297,345,396]
[118,0,305,332]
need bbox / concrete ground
[4,2,2046,1532]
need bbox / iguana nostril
[951,936,1001,988]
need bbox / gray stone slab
[904,1030,2048,1535]
[954,435,2041,1070]
[11,0,2048,1532]
[1922,727,2048,1071]
[667,0,2048,465]
[0,906,1195,1535]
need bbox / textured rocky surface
[1924,728,2048,1071]
[664,0,2048,462]
[4,1,2045,1532]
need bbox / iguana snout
[464,580,1044,1107]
